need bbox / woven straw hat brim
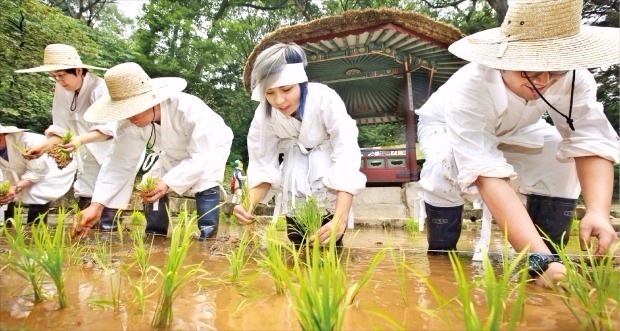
[15,63,107,73]
[84,77,187,123]
[0,125,28,134]
[449,26,620,71]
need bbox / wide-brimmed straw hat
[84,62,187,122]
[0,124,28,134]
[15,44,107,73]
[448,0,620,71]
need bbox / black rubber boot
[526,194,577,254]
[98,208,121,232]
[4,202,16,227]
[144,195,169,236]
[425,203,464,255]
[27,203,51,224]
[195,187,221,241]
[78,197,121,231]
[78,197,92,210]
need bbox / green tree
[0,0,101,132]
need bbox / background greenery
[1,0,617,199]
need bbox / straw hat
[84,62,187,122]
[15,44,107,73]
[0,124,28,134]
[448,0,620,71]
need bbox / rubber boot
[78,197,121,231]
[78,197,91,210]
[98,208,121,232]
[27,203,51,224]
[526,194,577,254]
[144,195,169,236]
[196,187,220,240]
[4,202,16,227]
[425,203,464,255]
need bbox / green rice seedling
[48,131,74,169]
[30,207,70,308]
[126,228,157,315]
[12,141,27,155]
[256,223,289,293]
[0,181,11,198]
[2,206,45,301]
[282,230,351,330]
[406,242,529,330]
[291,195,324,242]
[89,232,123,312]
[547,240,619,330]
[136,175,158,192]
[389,249,409,306]
[274,215,287,231]
[151,205,202,328]
[227,228,258,286]
[404,218,419,236]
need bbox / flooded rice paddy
[0,216,615,330]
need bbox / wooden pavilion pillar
[404,64,419,181]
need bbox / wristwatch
[528,253,562,278]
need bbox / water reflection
[0,224,595,330]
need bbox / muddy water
[0,223,589,330]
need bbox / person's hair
[63,68,88,77]
[251,42,309,120]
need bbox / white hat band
[251,63,308,101]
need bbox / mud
[0,221,598,330]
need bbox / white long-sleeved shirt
[92,92,233,208]
[416,63,619,193]
[47,72,117,165]
[0,132,75,204]
[247,83,367,215]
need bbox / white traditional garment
[91,92,233,209]
[247,83,367,217]
[0,132,75,205]
[416,63,619,206]
[45,72,117,197]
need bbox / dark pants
[285,213,344,247]
[4,202,50,225]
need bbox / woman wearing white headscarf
[16,44,121,231]
[232,43,367,246]
[416,0,619,287]
[0,124,74,224]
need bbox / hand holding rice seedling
[47,131,74,169]
[0,182,11,198]
[136,175,158,193]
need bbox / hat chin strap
[525,71,576,131]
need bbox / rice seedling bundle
[0,181,11,198]
[136,175,158,192]
[47,131,74,169]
